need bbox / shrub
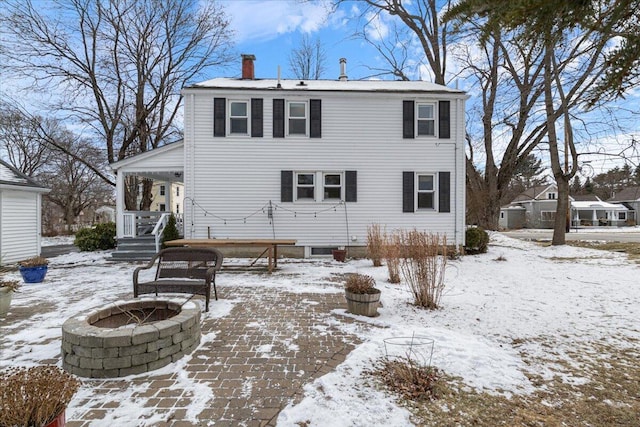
[75,222,116,251]
[17,256,48,267]
[345,274,378,294]
[367,223,384,267]
[161,214,180,248]
[398,230,448,309]
[384,231,402,284]
[464,227,489,254]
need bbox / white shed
[0,160,50,264]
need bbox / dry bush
[398,230,447,309]
[344,273,377,294]
[372,358,443,402]
[384,230,402,284]
[367,223,384,267]
[0,365,80,427]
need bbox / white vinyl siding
[0,189,41,263]
[183,88,466,248]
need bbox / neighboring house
[147,181,184,215]
[0,159,50,264]
[112,55,467,255]
[500,184,629,229]
[608,186,640,225]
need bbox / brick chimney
[241,54,256,80]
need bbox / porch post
[592,209,597,223]
[165,181,171,212]
[116,171,125,238]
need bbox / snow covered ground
[1,232,638,425]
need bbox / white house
[112,56,467,256]
[0,159,50,264]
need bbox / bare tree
[1,0,234,208]
[288,34,327,80]
[0,103,54,177]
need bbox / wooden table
[165,239,297,273]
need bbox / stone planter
[0,287,13,317]
[19,265,48,283]
[345,288,381,317]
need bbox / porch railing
[122,211,184,250]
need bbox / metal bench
[133,247,223,312]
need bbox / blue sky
[220,0,389,81]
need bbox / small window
[176,204,180,214]
[547,192,557,200]
[160,185,166,196]
[500,212,505,219]
[619,212,627,220]
[288,102,307,135]
[417,174,435,209]
[176,187,180,197]
[229,101,248,134]
[323,173,342,200]
[296,173,315,200]
[311,247,338,256]
[417,103,435,136]
[541,211,555,221]
[159,203,166,211]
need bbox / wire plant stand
[383,334,435,367]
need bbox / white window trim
[547,192,557,200]
[416,173,437,210]
[416,101,437,138]
[295,171,315,201]
[228,99,249,136]
[322,172,344,201]
[287,100,308,137]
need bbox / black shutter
[310,99,322,138]
[251,98,263,137]
[214,98,226,137]
[273,99,285,138]
[439,171,451,212]
[403,171,414,212]
[438,100,450,139]
[345,170,357,202]
[403,100,414,139]
[281,170,293,202]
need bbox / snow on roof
[571,200,627,210]
[0,159,47,189]
[188,78,466,95]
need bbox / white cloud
[222,0,332,43]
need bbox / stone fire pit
[62,299,201,378]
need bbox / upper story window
[547,192,557,200]
[323,173,342,200]
[296,173,315,200]
[288,101,307,135]
[417,103,435,136]
[417,174,435,209]
[176,187,180,197]
[229,100,249,134]
[160,185,166,196]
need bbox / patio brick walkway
[58,284,364,426]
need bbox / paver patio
[2,276,367,426]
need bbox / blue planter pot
[19,266,48,283]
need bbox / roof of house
[187,78,467,95]
[511,184,556,202]
[609,186,640,201]
[572,200,628,210]
[571,194,601,202]
[0,159,48,190]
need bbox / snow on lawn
[1,233,639,426]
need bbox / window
[541,211,555,221]
[159,203,166,211]
[547,192,557,200]
[619,212,627,220]
[296,173,315,200]
[323,173,342,200]
[288,101,307,135]
[176,187,180,197]
[417,174,435,209]
[500,212,505,219]
[176,204,180,214]
[160,185,166,196]
[229,100,248,134]
[417,103,435,136]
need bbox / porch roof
[572,200,628,211]
[110,140,184,182]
